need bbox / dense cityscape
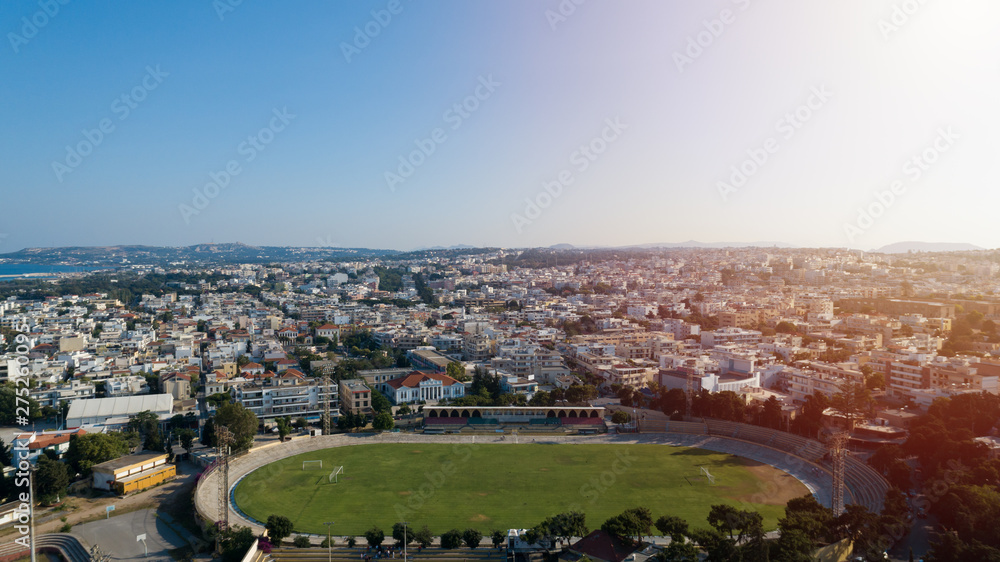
[2,246,1000,561]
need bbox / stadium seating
[663,420,708,434]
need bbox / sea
[0,263,105,280]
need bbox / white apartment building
[700,327,762,348]
[231,379,338,422]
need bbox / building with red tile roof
[385,370,465,404]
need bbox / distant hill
[551,241,796,250]
[0,244,401,266]
[873,241,987,254]
[630,240,797,249]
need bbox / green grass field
[233,443,806,535]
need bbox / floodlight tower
[216,425,233,530]
[323,371,332,436]
[829,431,849,516]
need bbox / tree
[689,528,736,562]
[760,395,783,429]
[177,429,196,454]
[370,389,391,413]
[35,455,69,502]
[490,529,506,549]
[446,361,468,381]
[392,522,412,546]
[413,526,434,548]
[545,511,588,546]
[293,536,311,548]
[659,388,687,418]
[654,515,689,542]
[127,410,163,451]
[866,371,886,391]
[773,529,814,562]
[441,529,463,549]
[658,539,700,561]
[276,417,292,442]
[529,390,554,407]
[217,526,256,562]
[831,382,873,429]
[372,411,394,431]
[364,526,385,547]
[215,402,259,452]
[791,392,830,438]
[202,417,217,447]
[65,432,130,476]
[0,437,10,467]
[0,386,41,424]
[265,515,294,544]
[463,528,483,549]
[611,411,631,425]
[601,507,653,544]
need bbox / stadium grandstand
[423,406,606,434]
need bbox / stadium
[194,420,888,538]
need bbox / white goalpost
[700,466,716,485]
[328,466,344,483]
[302,460,323,470]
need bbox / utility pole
[324,521,335,562]
[402,521,408,562]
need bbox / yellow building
[92,452,176,495]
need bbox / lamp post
[324,521,335,562]
[402,521,408,562]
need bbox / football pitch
[233,443,807,535]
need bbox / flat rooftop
[92,452,167,473]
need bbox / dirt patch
[727,458,810,505]
[470,514,491,522]
[477,492,489,496]
[398,491,412,496]
[539,468,550,472]
[411,450,423,453]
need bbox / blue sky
[1,0,998,251]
